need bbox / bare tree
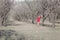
[25,0,40,24]
[40,0,60,27]
[0,0,12,26]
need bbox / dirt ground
[0,21,60,40]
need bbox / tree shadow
[55,21,60,24]
[40,23,60,28]
[6,24,22,26]
[0,30,26,40]
[40,24,52,27]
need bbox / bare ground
[0,21,60,40]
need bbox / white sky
[15,0,25,1]
[15,0,34,2]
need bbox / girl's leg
[37,22,40,25]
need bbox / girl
[36,15,43,25]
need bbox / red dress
[36,16,41,23]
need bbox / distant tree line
[13,0,60,27]
[0,0,60,27]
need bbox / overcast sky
[15,0,34,2]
